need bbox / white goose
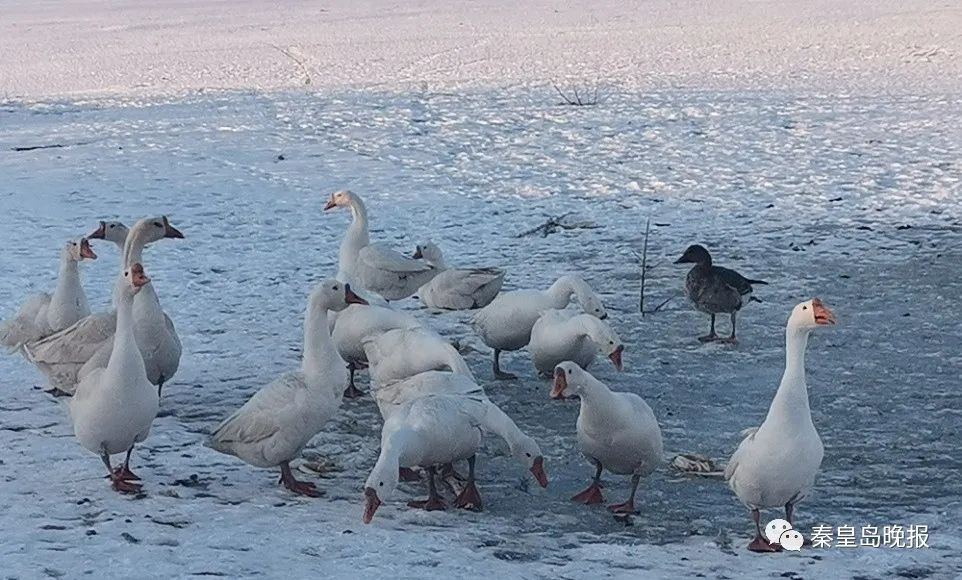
[24,217,184,396]
[472,275,607,379]
[362,393,487,523]
[412,241,504,310]
[725,298,835,552]
[69,263,159,494]
[324,190,437,301]
[372,369,548,489]
[331,303,422,398]
[551,362,663,514]
[88,220,130,252]
[1,238,97,351]
[528,310,624,376]
[207,281,367,496]
[361,327,473,389]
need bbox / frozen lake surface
[1,88,961,578]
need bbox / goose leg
[101,447,141,494]
[572,460,605,504]
[747,508,778,552]
[455,456,483,511]
[156,375,165,398]
[278,461,322,497]
[408,466,446,511]
[608,473,640,514]
[398,467,421,482]
[343,362,364,399]
[493,349,516,380]
[720,312,738,344]
[698,314,719,342]
[112,445,141,481]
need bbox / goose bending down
[472,275,607,380]
[372,370,548,490]
[1,238,97,351]
[24,217,184,396]
[69,263,159,494]
[674,244,768,343]
[362,393,490,522]
[207,281,367,496]
[528,310,624,376]
[324,190,437,301]
[551,362,662,514]
[331,304,422,398]
[412,241,504,310]
[725,298,835,552]
[362,327,472,389]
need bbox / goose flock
[0,190,837,553]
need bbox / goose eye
[124,272,129,277]
[567,369,572,375]
[71,242,77,246]
[332,285,339,291]
[109,224,115,228]
[525,452,532,458]
[379,482,384,487]
[802,306,808,311]
[153,221,162,227]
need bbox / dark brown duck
[674,244,767,343]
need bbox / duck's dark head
[674,244,712,266]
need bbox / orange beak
[344,284,368,305]
[323,196,337,211]
[608,345,624,371]
[89,221,107,239]
[363,487,381,524]
[162,216,184,239]
[130,263,150,288]
[812,298,836,325]
[530,456,548,488]
[550,370,567,400]
[79,238,97,260]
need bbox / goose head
[412,241,442,262]
[578,292,607,320]
[310,280,369,312]
[65,238,97,262]
[511,434,549,488]
[550,361,591,400]
[121,263,151,296]
[127,216,184,247]
[362,454,400,524]
[788,298,836,331]
[88,221,129,246]
[324,189,355,211]
[583,316,624,371]
[674,244,712,267]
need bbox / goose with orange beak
[208,281,367,497]
[551,362,662,514]
[725,298,835,552]
[1,238,98,350]
[529,310,624,376]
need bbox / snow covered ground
[2,1,962,579]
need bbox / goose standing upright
[528,310,624,376]
[69,263,159,494]
[550,363,662,514]
[412,241,504,310]
[472,275,607,379]
[324,190,437,301]
[208,281,367,496]
[24,217,184,396]
[1,238,97,351]
[674,244,767,343]
[725,298,835,552]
